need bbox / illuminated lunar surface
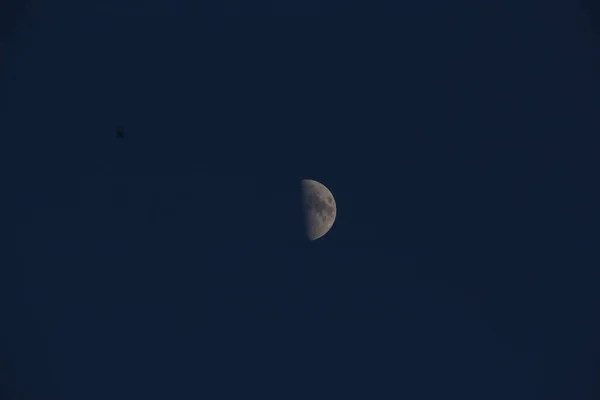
[301,179,336,241]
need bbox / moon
[301,179,336,241]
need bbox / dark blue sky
[1,1,599,399]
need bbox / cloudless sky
[1,0,599,399]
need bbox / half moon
[301,179,337,241]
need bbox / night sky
[1,0,599,399]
